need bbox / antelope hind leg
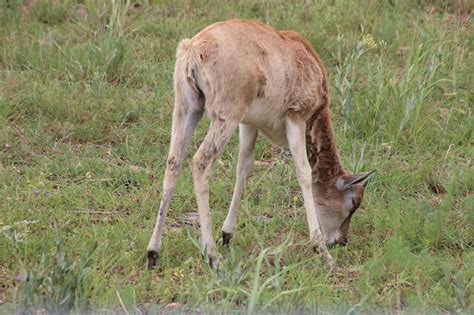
[191,115,240,268]
[146,104,203,270]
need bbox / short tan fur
[147,19,375,269]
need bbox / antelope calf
[147,19,374,269]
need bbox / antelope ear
[336,170,376,191]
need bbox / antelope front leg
[192,117,239,268]
[222,124,258,245]
[285,117,334,268]
[146,105,203,270]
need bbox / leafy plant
[21,239,97,312]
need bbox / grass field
[0,0,473,313]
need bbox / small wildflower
[15,274,24,281]
[362,33,378,50]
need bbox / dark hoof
[222,231,232,246]
[147,251,159,270]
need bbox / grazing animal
[147,19,374,269]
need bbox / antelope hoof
[222,231,232,245]
[147,250,159,270]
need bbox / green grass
[0,0,473,313]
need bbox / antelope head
[313,170,375,248]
